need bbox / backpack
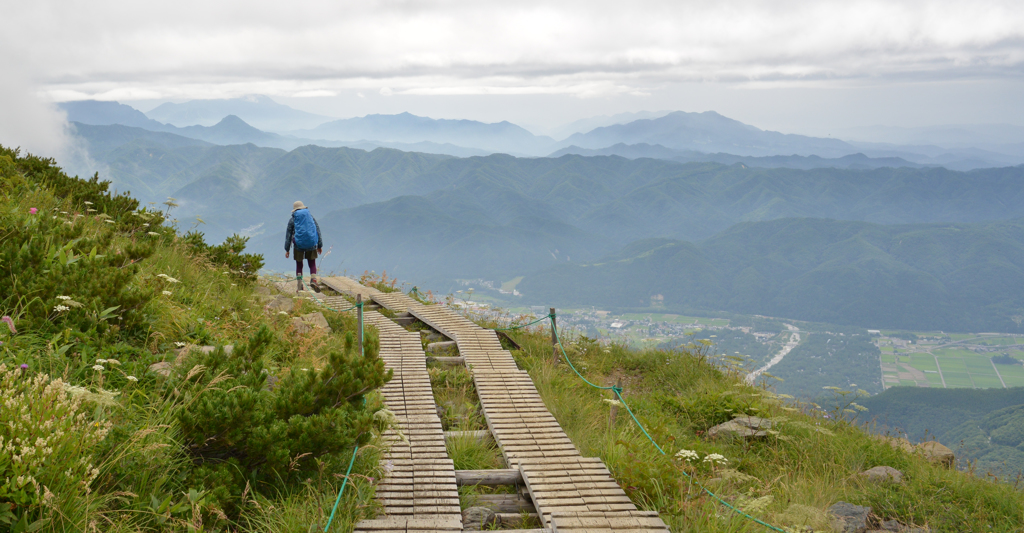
[292,209,319,250]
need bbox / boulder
[301,312,332,332]
[916,441,954,468]
[859,466,903,484]
[461,506,497,530]
[426,340,458,354]
[290,317,312,334]
[149,361,172,377]
[265,296,296,314]
[829,501,872,533]
[874,435,915,453]
[707,416,772,439]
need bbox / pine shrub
[180,231,264,282]
[173,325,390,514]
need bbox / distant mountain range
[145,94,333,131]
[550,143,929,170]
[60,96,1024,169]
[289,112,556,156]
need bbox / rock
[868,520,930,533]
[426,340,458,354]
[829,501,872,533]
[301,312,332,332]
[707,416,772,439]
[461,506,497,530]
[874,435,915,453]
[290,317,311,334]
[149,361,172,377]
[916,441,954,468]
[265,296,296,314]
[254,286,272,296]
[859,466,903,484]
[174,345,233,358]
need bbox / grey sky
[3,0,1024,136]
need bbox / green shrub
[181,231,264,282]
[173,325,390,515]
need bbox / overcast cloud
[3,0,1024,133]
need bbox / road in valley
[747,324,800,384]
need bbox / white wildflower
[147,232,159,236]
[95,359,107,364]
[84,201,93,205]
[278,311,289,315]
[92,365,104,372]
[174,342,186,348]
[162,291,172,296]
[126,376,138,382]
[165,277,179,283]
[56,295,71,301]
[105,359,120,366]
[703,453,728,466]
[602,398,622,407]
[142,223,150,227]
[54,305,70,312]
[674,449,700,463]
[104,220,115,224]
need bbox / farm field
[877,332,1024,390]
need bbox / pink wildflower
[29,207,38,214]
[1,316,15,334]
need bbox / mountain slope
[146,94,333,131]
[293,112,556,155]
[518,217,1024,332]
[560,111,859,157]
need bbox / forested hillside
[519,218,1024,332]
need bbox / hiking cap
[292,201,306,212]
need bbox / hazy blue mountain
[840,123,1024,148]
[559,111,859,157]
[292,112,557,156]
[518,217,1024,332]
[547,110,673,139]
[550,143,927,170]
[59,100,172,131]
[146,94,333,131]
[251,195,610,283]
[174,115,294,147]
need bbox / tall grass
[484,321,1024,532]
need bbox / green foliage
[181,231,264,282]
[521,217,1024,333]
[0,365,110,527]
[174,325,388,514]
[992,353,1021,366]
[498,321,1024,532]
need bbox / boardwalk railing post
[609,378,622,431]
[357,294,364,354]
[550,307,559,364]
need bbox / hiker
[285,201,323,292]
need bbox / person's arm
[284,217,294,256]
[314,217,323,251]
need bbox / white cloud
[3,0,1021,104]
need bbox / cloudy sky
[3,0,1024,137]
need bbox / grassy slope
[0,148,387,532]
[483,318,1024,532]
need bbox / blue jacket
[285,209,323,252]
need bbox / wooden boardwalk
[320,277,669,532]
[318,294,462,532]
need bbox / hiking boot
[310,279,322,293]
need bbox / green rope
[324,445,359,532]
[548,316,787,533]
[494,313,553,331]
